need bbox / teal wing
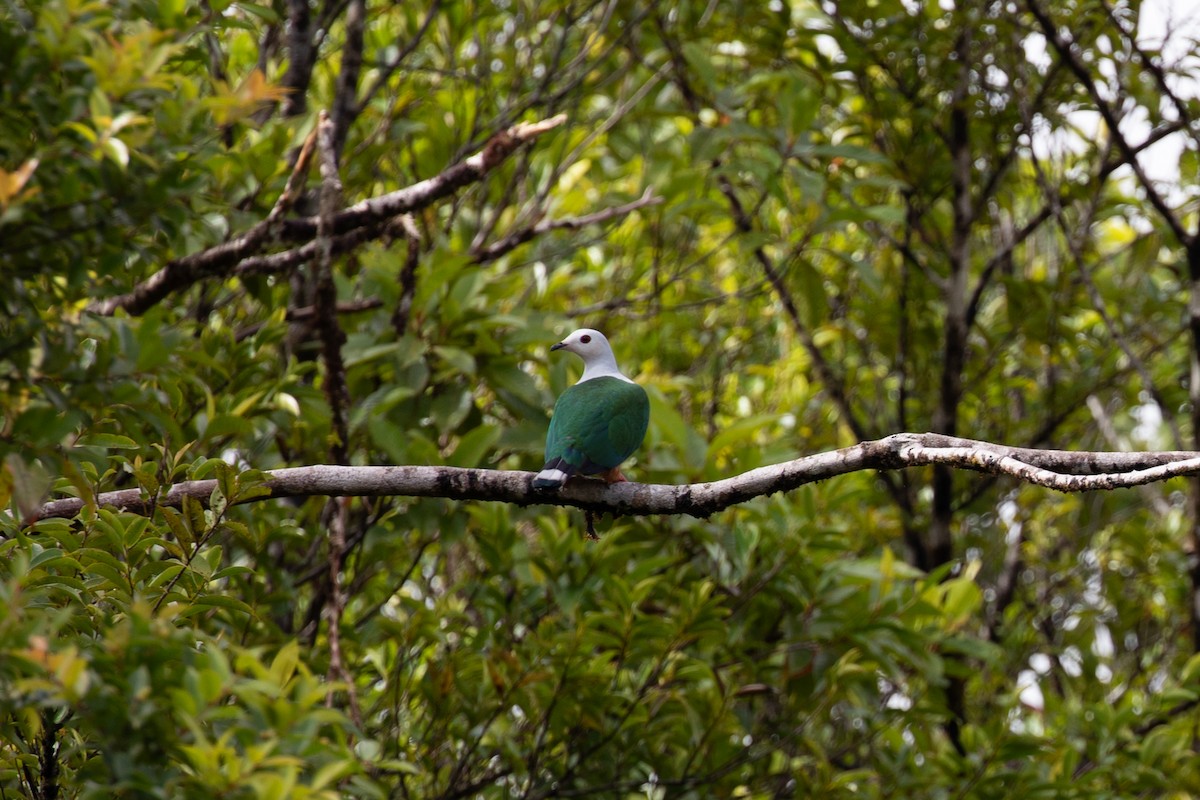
[544,377,649,474]
[600,381,650,465]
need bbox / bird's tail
[532,457,574,490]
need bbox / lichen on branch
[32,433,1200,522]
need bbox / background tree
[3,0,1200,796]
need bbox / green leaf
[433,345,477,377]
[11,406,81,446]
[448,424,500,468]
[182,494,208,539]
[270,640,301,686]
[76,433,140,449]
[646,388,706,473]
[160,506,194,549]
[234,1,280,22]
[179,594,255,619]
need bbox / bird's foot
[600,467,628,483]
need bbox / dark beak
[550,342,567,351]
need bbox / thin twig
[392,214,421,335]
[268,124,320,227]
[355,0,442,115]
[1025,0,1191,246]
[471,189,663,263]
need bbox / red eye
[580,335,592,343]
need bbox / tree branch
[329,0,366,159]
[470,189,663,263]
[314,110,350,465]
[90,114,568,317]
[323,496,362,727]
[280,0,316,118]
[31,433,1200,523]
[717,175,873,443]
[1024,0,1192,247]
[964,204,1052,328]
[229,191,657,285]
[355,0,442,116]
[1099,0,1198,142]
[392,214,421,335]
[928,25,975,580]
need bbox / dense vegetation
[4,0,1200,796]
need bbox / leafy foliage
[3,0,1200,797]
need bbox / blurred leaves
[1,0,1199,797]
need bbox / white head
[551,328,632,383]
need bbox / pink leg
[600,467,628,483]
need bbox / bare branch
[928,26,976,577]
[472,189,663,263]
[314,110,350,465]
[234,221,391,279]
[31,433,1200,523]
[268,124,320,225]
[1099,0,1198,144]
[323,497,363,727]
[329,0,366,158]
[355,0,442,115]
[965,205,1053,328]
[1024,0,1192,247]
[392,214,421,335]
[90,114,569,317]
[237,189,661,284]
[280,0,317,118]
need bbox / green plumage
[542,377,649,478]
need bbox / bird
[531,328,650,490]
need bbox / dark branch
[471,189,663,263]
[314,110,351,465]
[330,0,366,159]
[355,0,442,115]
[90,115,568,317]
[392,214,421,335]
[280,0,316,118]
[1024,0,1192,246]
